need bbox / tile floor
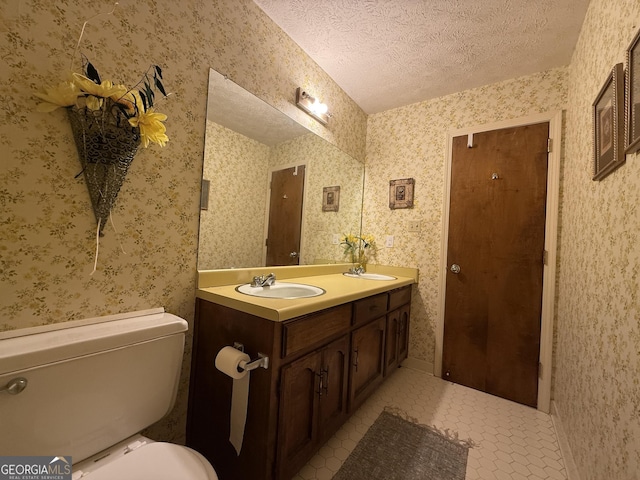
[294,366,568,480]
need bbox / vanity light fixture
[296,87,329,125]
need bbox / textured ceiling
[254,0,590,114]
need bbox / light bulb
[311,98,328,115]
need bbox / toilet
[0,308,218,480]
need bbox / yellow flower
[34,80,81,112]
[129,108,168,148]
[361,234,376,247]
[85,95,103,111]
[72,73,127,99]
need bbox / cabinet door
[384,308,400,375]
[398,303,411,362]
[318,335,350,440]
[349,316,386,412]
[277,350,322,480]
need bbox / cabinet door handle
[316,370,323,397]
[353,348,359,372]
[322,366,329,396]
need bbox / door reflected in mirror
[198,68,364,270]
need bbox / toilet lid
[79,442,218,480]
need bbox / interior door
[265,165,305,266]
[442,122,549,407]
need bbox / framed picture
[593,63,624,181]
[625,27,640,154]
[322,186,340,212]
[389,178,415,209]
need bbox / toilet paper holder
[233,342,270,371]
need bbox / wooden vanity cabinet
[277,334,350,480]
[187,284,412,480]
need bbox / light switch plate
[332,234,340,245]
[385,235,394,247]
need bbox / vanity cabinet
[187,284,412,480]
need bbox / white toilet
[0,308,218,480]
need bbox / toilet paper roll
[215,346,251,455]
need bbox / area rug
[332,409,472,480]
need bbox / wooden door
[443,122,549,408]
[266,165,305,266]
[277,349,322,480]
[318,335,350,440]
[349,317,386,411]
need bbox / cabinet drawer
[353,293,388,325]
[282,304,351,358]
[389,286,411,311]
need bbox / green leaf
[139,91,148,111]
[86,62,101,84]
[143,82,155,108]
[154,65,163,79]
[154,76,167,96]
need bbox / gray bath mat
[332,409,471,480]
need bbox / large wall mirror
[198,68,365,270]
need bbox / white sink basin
[236,282,325,299]
[343,272,396,280]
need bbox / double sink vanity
[187,264,418,480]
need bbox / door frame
[436,111,562,413]
[262,161,309,265]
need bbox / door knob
[450,264,461,274]
[289,252,299,258]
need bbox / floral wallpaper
[364,67,568,368]
[0,0,367,443]
[199,120,270,269]
[553,0,640,478]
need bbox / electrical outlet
[331,234,340,245]
[408,221,420,232]
[385,235,394,247]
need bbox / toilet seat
[75,442,218,480]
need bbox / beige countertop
[196,265,418,322]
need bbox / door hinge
[547,138,552,153]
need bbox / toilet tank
[0,308,188,463]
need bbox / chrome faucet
[251,273,276,287]
[348,265,365,275]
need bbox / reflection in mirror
[198,68,364,270]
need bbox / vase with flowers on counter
[341,234,378,273]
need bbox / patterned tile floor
[294,366,568,480]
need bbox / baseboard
[400,356,434,374]
[550,400,581,480]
